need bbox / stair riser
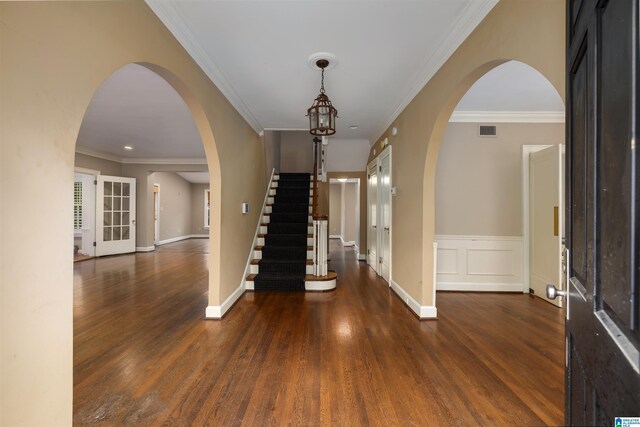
[260,226,314,234]
[245,277,337,292]
[250,264,314,274]
[271,182,314,189]
[257,237,314,246]
[254,250,314,260]
[269,189,313,197]
[262,215,312,224]
[267,197,313,205]
[265,206,312,214]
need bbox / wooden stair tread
[257,233,313,238]
[247,271,337,282]
[254,245,313,250]
[251,259,314,265]
[261,223,313,227]
[304,272,338,281]
[266,203,312,207]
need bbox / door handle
[546,284,566,300]
[372,225,377,228]
[384,227,389,231]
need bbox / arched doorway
[433,60,565,300]
[420,58,565,312]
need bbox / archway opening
[433,60,565,299]
[71,63,222,422]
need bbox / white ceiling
[146,0,498,141]
[76,3,566,162]
[454,61,564,112]
[177,172,210,184]
[76,63,204,159]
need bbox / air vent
[479,125,497,137]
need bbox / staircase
[249,173,313,291]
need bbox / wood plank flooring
[74,239,564,426]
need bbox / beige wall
[191,183,210,235]
[329,184,342,236]
[264,130,281,180]
[436,122,564,236]
[75,152,123,176]
[342,182,359,246]
[0,2,266,425]
[322,172,367,254]
[280,131,314,173]
[149,172,192,241]
[367,0,564,309]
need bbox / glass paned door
[96,175,136,256]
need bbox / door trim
[522,145,553,294]
[154,183,160,245]
[366,145,393,283]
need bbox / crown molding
[121,158,207,165]
[370,0,499,143]
[449,111,565,123]
[145,0,263,134]
[76,147,207,165]
[75,147,123,163]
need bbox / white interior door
[367,162,378,271]
[529,145,563,307]
[154,184,160,245]
[96,175,136,257]
[379,151,391,282]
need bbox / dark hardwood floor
[74,239,564,426]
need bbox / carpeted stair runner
[254,173,311,291]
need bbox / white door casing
[379,149,391,282]
[367,162,378,271]
[367,146,392,282]
[529,145,564,307]
[96,175,136,257]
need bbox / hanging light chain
[320,67,325,94]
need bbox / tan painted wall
[369,0,565,306]
[191,183,210,235]
[367,0,565,308]
[264,130,281,180]
[342,182,359,245]
[324,172,367,254]
[75,152,123,176]
[149,172,192,241]
[329,184,342,236]
[280,131,314,173]
[0,2,265,425]
[436,122,564,236]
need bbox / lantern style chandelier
[307,59,338,136]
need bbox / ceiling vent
[478,125,497,137]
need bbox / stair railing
[312,137,328,276]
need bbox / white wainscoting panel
[435,235,524,292]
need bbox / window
[74,181,83,230]
[204,189,210,228]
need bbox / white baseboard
[342,240,355,247]
[435,235,525,293]
[136,246,155,252]
[329,235,341,239]
[205,284,245,319]
[390,279,437,319]
[436,282,523,292]
[357,254,367,261]
[158,234,209,245]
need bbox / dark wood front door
[565,0,640,425]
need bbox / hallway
[73,239,564,426]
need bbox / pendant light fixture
[307,59,338,136]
